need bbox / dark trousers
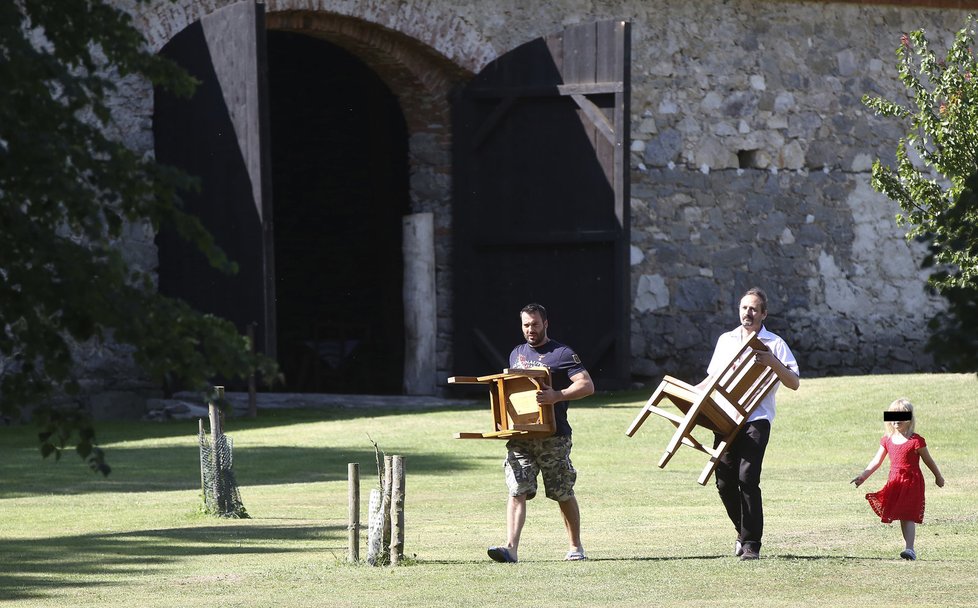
[714,419,771,549]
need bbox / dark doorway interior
[267,31,409,394]
[153,18,267,393]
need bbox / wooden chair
[450,368,555,439]
[625,331,781,485]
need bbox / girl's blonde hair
[885,398,916,437]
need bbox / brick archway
[265,9,465,208]
[140,0,496,73]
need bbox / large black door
[153,1,275,367]
[452,21,631,387]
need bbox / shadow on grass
[0,522,342,602]
[587,554,899,562]
[3,389,646,448]
[0,443,479,499]
[0,393,640,499]
[420,553,896,565]
[2,404,480,446]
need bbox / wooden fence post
[348,463,360,563]
[207,386,224,440]
[382,454,393,554]
[389,455,405,565]
[198,418,206,498]
[365,488,384,565]
[207,386,225,511]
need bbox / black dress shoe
[740,542,760,560]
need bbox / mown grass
[0,373,975,607]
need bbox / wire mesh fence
[198,426,248,518]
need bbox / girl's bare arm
[851,445,887,487]
[918,446,945,487]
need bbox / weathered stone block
[643,128,682,167]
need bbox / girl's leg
[900,520,916,551]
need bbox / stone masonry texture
[82,0,971,413]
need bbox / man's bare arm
[537,370,594,404]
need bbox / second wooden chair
[625,331,781,485]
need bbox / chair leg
[698,438,730,486]
[625,406,653,437]
[698,455,721,486]
[625,386,666,437]
[657,399,707,469]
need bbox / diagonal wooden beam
[570,93,615,144]
[471,96,517,150]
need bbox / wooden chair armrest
[448,376,486,384]
[661,375,699,391]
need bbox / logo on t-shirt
[514,353,548,370]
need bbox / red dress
[865,434,927,524]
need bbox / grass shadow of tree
[0,443,478,498]
[0,523,340,602]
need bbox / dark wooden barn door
[153,1,276,361]
[452,20,631,387]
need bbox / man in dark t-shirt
[487,303,594,564]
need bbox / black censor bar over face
[884,411,913,421]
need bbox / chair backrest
[694,333,780,432]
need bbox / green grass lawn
[1,373,976,607]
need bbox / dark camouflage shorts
[503,435,576,502]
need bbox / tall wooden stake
[366,489,383,565]
[207,386,225,511]
[198,418,206,499]
[389,455,405,565]
[207,386,224,441]
[348,463,360,563]
[382,454,393,555]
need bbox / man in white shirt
[699,287,800,561]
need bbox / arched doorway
[153,3,412,395]
[150,5,629,395]
[267,31,409,393]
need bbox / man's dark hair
[743,287,768,313]
[520,303,548,321]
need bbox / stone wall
[96,0,972,404]
[621,1,959,379]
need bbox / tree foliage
[0,0,277,474]
[863,19,978,372]
[863,22,978,289]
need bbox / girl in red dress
[851,398,945,561]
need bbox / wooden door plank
[451,21,631,388]
[562,22,596,84]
